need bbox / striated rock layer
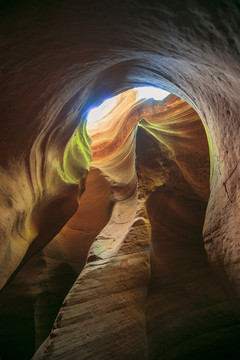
[32,92,239,359]
[1,0,240,359]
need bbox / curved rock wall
[0,167,112,359]
[0,0,240,359]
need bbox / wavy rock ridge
[1,1,240,359]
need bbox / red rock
[0,1,240,359]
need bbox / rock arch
[0,0,240,359]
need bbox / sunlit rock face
[30,91,211,360]
[1,0,240,359]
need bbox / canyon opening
[1,1,240,359]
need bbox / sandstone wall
[0,0,240,359]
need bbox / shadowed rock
[0,1,240,359]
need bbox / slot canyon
[0,1,240,359]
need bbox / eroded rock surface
[1,0,240,359]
